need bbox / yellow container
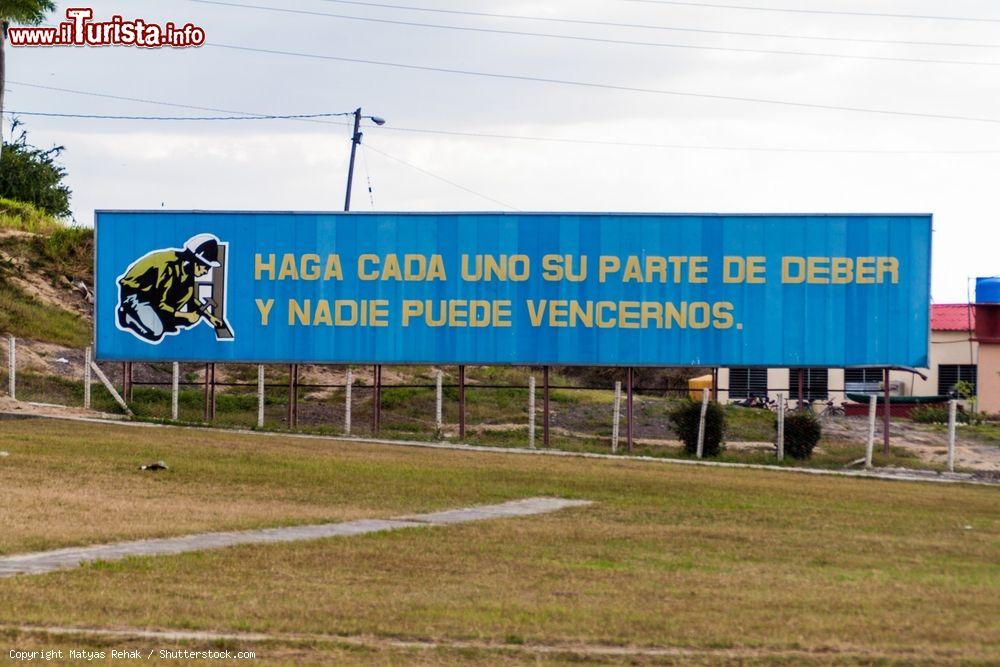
[688,374,714,400]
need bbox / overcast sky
[4,0,998,302]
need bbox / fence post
[171,362,180,421]
[435,370,444,437]
[256,364,265,428]
[84,346,93,409]
[865,393,877,469]
[696,388,709,459]
[947,398,957,472]
[543,366,551,448]
[776,393,785,461]
[344,368,353,436]
[8,335,15,400]
[612,380,622,454]
[527,375,536,449]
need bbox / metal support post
[626,367,634,452]
[458,365,466,440]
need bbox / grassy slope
[0,197,63,234]
[0,198,92,347]
[0,418,996,662]
[0,285,90,348]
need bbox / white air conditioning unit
[844,380,906,396]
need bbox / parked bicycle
[733,394,776,411]
[817,400,845,420]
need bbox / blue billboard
[94,212,931,367]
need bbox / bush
[783,413,822,459]
[0,123,72,219]
[910,405,968,424]
[669,399,725,456]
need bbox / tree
[1,1,56,158]
[0,119,71,218]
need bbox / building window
[788,369,829,401]
[729,368,768,399]
[937,365,977,397]
[844,368,883,394]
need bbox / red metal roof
[932,304,975,331]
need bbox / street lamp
[344,108,386,211]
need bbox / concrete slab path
[0,497,591,579]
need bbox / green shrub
[783,413,822,459]
[910,405,968,424]
[0,124,72,218]
[669,399,725,456]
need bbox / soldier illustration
[116,233,234,343]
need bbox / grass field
[0,416,997,664]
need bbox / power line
[6,81,270,118]
[619,0,1000,24]
[3,82,513,210]
[189,0,1000,67]
[2,110,357,121]
[364,144,518,210]
[11,81,1000,154]
[377,124,1000,155]
[207,43,1000,126]
[297,0,1000,49]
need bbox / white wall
[715,330,976,404]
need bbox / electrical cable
[361,142,376,209]
[8,82,1000,154]
[618,0,1000,24]
[206,42,1000,126]
[1,110,357,121]
[364,144,519,210]
[3,84,513,210]
[188,0,1000,67]
[377,123,1000,155]
[297,0,1000,48]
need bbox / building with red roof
[931,304,975,332]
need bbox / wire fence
[0,335,951,462]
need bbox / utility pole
[344,108,362,212]
[343,108,385,212]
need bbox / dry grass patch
[0,417,570,554]
[0,416,997,662]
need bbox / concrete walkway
[0,497,591,579]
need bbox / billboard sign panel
[95,211,931,367]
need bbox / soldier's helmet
[181,234,222,268]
